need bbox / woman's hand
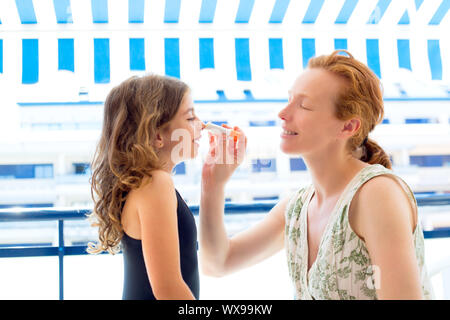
[201,125,247,190]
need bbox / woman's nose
[278,105,289,121]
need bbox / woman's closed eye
[299,104,312,110]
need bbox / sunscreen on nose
[203,122,240,139]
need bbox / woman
[88,74,204,300]
[200,50,433,300]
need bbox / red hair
[308,50,392,169]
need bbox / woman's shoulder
[351,168,417,235]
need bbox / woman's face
[278,68,347,156]
[160,91,203,163]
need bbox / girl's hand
[201,125,247,189]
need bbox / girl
[88,74,203,300]
[200,50,433,300]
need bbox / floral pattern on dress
[285,164,433,300]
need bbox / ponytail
[360,138,392,169]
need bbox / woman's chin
[280,142,300,155]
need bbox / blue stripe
[415,0,424,9]
[58,39,74,72]
[269,0,290,23]
[366,39,381,78]
[129,38,145,71]
[128,0,145,23]
[16,96,450,108]
[235,38,252,81]
[335,0,358,24]
[334,38,348,50]
[429,0,449,25]
[398,10,409,24]
[164,0,181,23]
[91,0,108,23]
[269,38,284,69]
[22,39,39,84]
[427,40,442,80]
[302,38,315,68]
[0,39,2,73]
[235,0,255,23]
[53,0,72,23]
[302,0,325,24]
[367,0,391,24]
[199,38,214,69]
[165,38,180,78]
[94,39,110,83]
[199,0,217,23]
[397,39,411,70]
[15,0,37,24]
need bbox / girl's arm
[352,175,424,299]
[134,170,195,300]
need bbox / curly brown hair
[87,74,189,254]
[308,50,392,169]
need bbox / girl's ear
[153,131,164,149]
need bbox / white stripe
[315,0,346,26]
[108,0,128,27]
[282,0,309,26]
[347,0,378,26]
[178,0,203,27]
[250,0,276,26]
[70,0,92,28]
[32,0,55,28]
[0,0,21,28]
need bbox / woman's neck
[303,149,368,206]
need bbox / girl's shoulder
[131,170,176,203]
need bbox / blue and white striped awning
[0,0,448,101]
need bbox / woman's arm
[134,170,195,300]
[353,175,423,299]
[199,127,287,277]
[200,187,288,277]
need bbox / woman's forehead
[290,68,344,101]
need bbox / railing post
[58,219,64,300]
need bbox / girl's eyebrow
[183,108,194,115]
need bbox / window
[73,163,90,175]
[173,162,186,175]
[290,158,307,171]
[252,159,277,173]
[410,155,450,167]
[0,164,53,179]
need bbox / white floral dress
[285,164,433,300]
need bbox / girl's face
[159,91,203,163]
[278,68,348,156]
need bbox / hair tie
[361,136,368,147]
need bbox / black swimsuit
[121,189,199,300]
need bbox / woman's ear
[341,118,361,138]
